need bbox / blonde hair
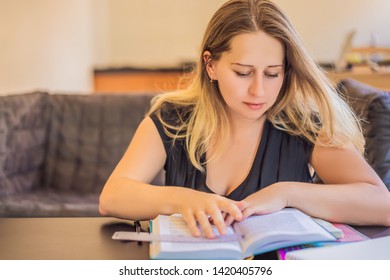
[149,0,365,172]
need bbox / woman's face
[206,31,285,122]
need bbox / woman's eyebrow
[231,62,254,67]
[268,64,284,68]
[231,62,283,68]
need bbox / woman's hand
[224,183,289,225]
[241,183,289,219]
[170,188,244,239]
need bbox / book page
[235,210,307,239]
[233,208,335,257]
[152,215,241,257]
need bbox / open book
[149,208,336,259]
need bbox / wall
[0,0,93,94]
[1,0,389,94]
[94,0,390,67]
[93,0,226,68]
[274,0,390,63]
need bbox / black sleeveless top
[150,106,314,201]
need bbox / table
[328,69,390,90]
[0,217,389,260]
[0,217,149,260]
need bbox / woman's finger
[224,214,236,226]
[195,211,215,239]
[182,211,201,237]
[208,207,227,235]
[241,207,255,220]
[218,199,243,221]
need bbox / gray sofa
[0,92,156,217]
[338,78,390,190]
[0,79,389,217]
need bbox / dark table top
[0,217,150,260]
[0,216,389,260]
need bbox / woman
[99,0,390,238]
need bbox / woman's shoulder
[148,101,194,145]
[151,101,193,126]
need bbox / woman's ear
[203,51,217,81]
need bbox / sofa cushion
[338,79,390,190]
[44,93,154,194]
[0,189,99,217]
[0,92,49,196]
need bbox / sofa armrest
[338,78,390,190]
[0,92,49,196]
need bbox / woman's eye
[265,72,279,78]
[235,71,252,77]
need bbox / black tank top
[150,107,314,201]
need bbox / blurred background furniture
[93,65,193,93]
[338,79,390,190]
[0,92,162,217]
[328,70,390,91]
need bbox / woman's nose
[248,76,265,96]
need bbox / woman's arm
[290,143,390,225]
[239,143,390,226]
[99,116,168,219]
[99,117,243,238]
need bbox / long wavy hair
[148,0,364,172]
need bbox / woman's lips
[243,102,264,110]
